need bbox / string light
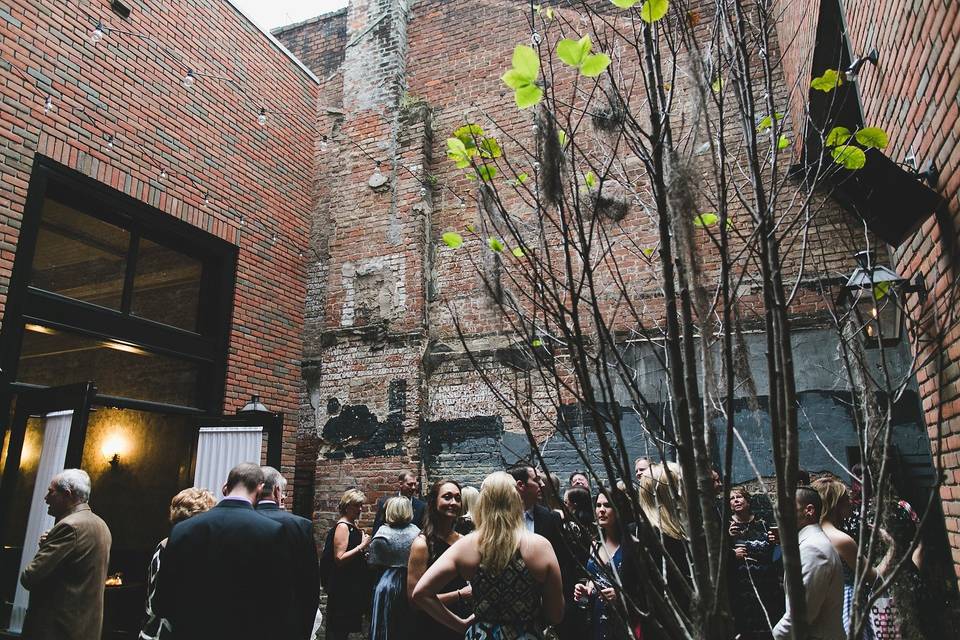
[182,69,195,89]
[201,192,209,208]
[257,108,267,126]
[105,134,114,148]
[159,168,167,181]
[90,22,105,44]
[44,95,52,114]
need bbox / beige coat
[20,503,112,640]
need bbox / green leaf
[757,112,784,133]
[531,338,544,347]
[557,37,589,68]
[854,126,888,150]
[693,212,719,227]
[873,281,892,301]
[465,223,476,232]
[831,145,867,170]
[534,4,554,20]
[446,138,471,168]
[477,165,498,181]
[640,0,669,22]
[558,129,568,146]
[811,68,843,92]
[487,237,505,252]
[515,172,529,184]
[611,0,639,7]
[511,246,526,257]
[512,45,540,82]
[580,53,611,77]
[479,137,502,158]
[711,77,723,92]
[454,124,484,143]
[777,135,791,149]
[515,84,543,109]
[584,170,597,189]
[641,247,655,257]
[825,126,851,147]
[502,68,531,90]
[441,232,463,248]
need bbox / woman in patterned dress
[412,471,564,640]
[139,488,215,640]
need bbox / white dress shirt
[524,508,536,533]
[773,523,845,640]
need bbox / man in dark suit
[256,466,320,640]
[157,462,294,639]
[371,470,426,533]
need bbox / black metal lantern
[239,394,269,413]
[837,251,925,347]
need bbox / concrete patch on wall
[340,255,408,326]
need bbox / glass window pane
[16,324,202,407]
[29,198,129,310]
[131,238,203,332]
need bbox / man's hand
[39,530,49,546]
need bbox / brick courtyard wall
[276,0,896,533]
[775,0,960,579]
[0,0,318,479]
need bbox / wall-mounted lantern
[837,251,925,347]
[239,394,269,414]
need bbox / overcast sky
[231,0,348,30]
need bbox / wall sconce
[239,394,269,413]
[836,251,925,347]
[101,433,130,470]
[844,48,879,81]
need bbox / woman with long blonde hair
[412,471,564,638]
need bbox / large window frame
[0,156,238,415]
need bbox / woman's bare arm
[333,523,369,567]
[411,537,475,633]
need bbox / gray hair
[259,466,287,499]
[52,469,91,503]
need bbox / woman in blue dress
[368,496,420,640]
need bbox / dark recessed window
[131,238,203,332]
[29,199,129,311]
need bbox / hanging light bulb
[201,192,209,208]
[105,134,114,149]
[319,136,329,151]
[159,168,168,181]
[90,22,105,44]
[257,108,267,126]
[182,69,195,89]
[271,233,278,244]
[239,214,245,226]
[44,95,53,114]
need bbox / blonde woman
[140,488,216,640]
[456,485,480,535]
[325,488,372,640]
[638,463,691,611]
[812,476,890,639]
[412,471,564,638]
[368,496,420,640]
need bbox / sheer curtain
[193,426,263,500]
[9,410,73,633]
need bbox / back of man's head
[226,462,265,495]
[259,466,286,500]
[52,468,91,503]
[507,464,531,484]
[796,485,822,524]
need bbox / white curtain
[9,410,73,633]
[193,426,263,500]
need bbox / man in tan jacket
[20,468,112,640]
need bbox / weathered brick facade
[0,0,317,478]
[774,0,960,578]
[274,0,949,586]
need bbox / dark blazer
[371,494,426,533]
[256,502,320,639]
[20,503,112,640]
[157,498,294,640]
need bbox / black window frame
[0,156,238,414]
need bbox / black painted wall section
[320,379,407,459]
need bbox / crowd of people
[16,458,931,640]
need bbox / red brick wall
[0,0,317,478]
[845,0,960,576]
[775,0,960,578]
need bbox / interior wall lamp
[837,251,926,347]
[844,48,879,81]
[101,433,130,471]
